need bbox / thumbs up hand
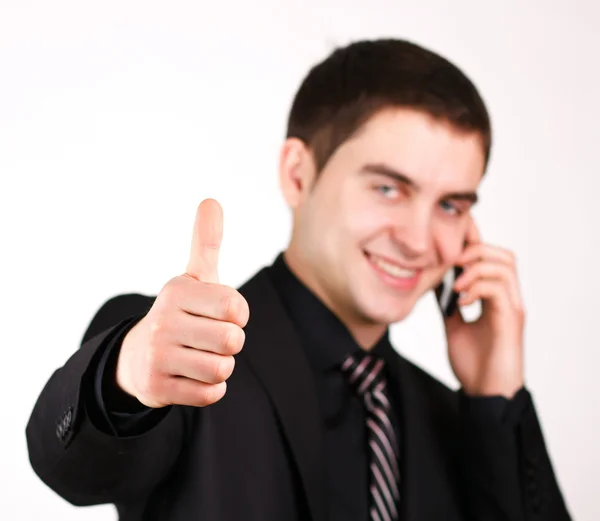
[116,199,250,408]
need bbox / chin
[359,297,416,326]
[384,306,415,325]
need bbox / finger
[164,347,235,384]
[173,313,246,355]
[458,243,515,267]
[172,277,250,327]
[454,262,523,310]
[186,199,223,283]
[163,377,227,407]
[454,262,511,293]
[457,279,512,312]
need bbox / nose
[390,209,433,259]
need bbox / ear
[278,138,316,209]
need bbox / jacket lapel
[239,268,328,521]
[385,353,463,521]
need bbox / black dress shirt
[88,252,528,521]
[268,253,402,520]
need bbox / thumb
[186,198,223,283]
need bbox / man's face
[282,107,486,328]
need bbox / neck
[282,248,387,350]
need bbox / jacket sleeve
[25,294,188,507]
[459,387,571,521]
[90,315,171,436]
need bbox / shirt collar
[266,252,395,373]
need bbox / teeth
[371,256,416,278]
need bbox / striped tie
[341,353,400,521]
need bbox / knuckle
[148,317,167,340]
[233,327,246,354]
[220,289,248,324]
[220,290,238,320]
[472,243,484,256]
[239,297,250,326]
[202,382,227,405]
[217,323,231,352]
[217,323,233,354]
[160,278,180,303]
[213,356,235,382]
[230,292,249,325]
[224,324,245,354]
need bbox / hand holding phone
[433,218,525,399]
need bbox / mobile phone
[435,265,464,317]
[435,238,467,317]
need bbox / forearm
[458,388,571,521]
[25,317,185,506]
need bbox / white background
[1,1,597,519]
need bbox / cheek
[349,216,389,253]
[436,233,465,266]
[342,199,381,243]
[346,193,393,243]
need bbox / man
[26,39,571,520]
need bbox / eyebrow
[360,162,479,205]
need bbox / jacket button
[528,480,538,495]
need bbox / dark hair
[286,38,492,174]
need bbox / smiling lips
[365,251,423,290]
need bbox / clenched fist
[115,199,250,408]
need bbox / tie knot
[341,352,386,397]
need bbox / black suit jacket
[26,266,571,520]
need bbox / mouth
[364,251,423,290]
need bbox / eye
[440,200,462,216]
[374,185,400,199]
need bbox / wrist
[115,326,141,400]
[462,377,524,400]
